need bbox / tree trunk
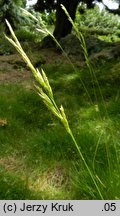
[53,0,79,40]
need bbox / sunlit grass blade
[5,20,104,199]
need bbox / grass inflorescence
[0,8,119,199]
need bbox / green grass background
[0,55,120,199]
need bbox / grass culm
[3,7,120,199]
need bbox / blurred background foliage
[0,1,120,43]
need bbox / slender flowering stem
[5,20,103,199]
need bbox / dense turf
[0,54,120,199]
